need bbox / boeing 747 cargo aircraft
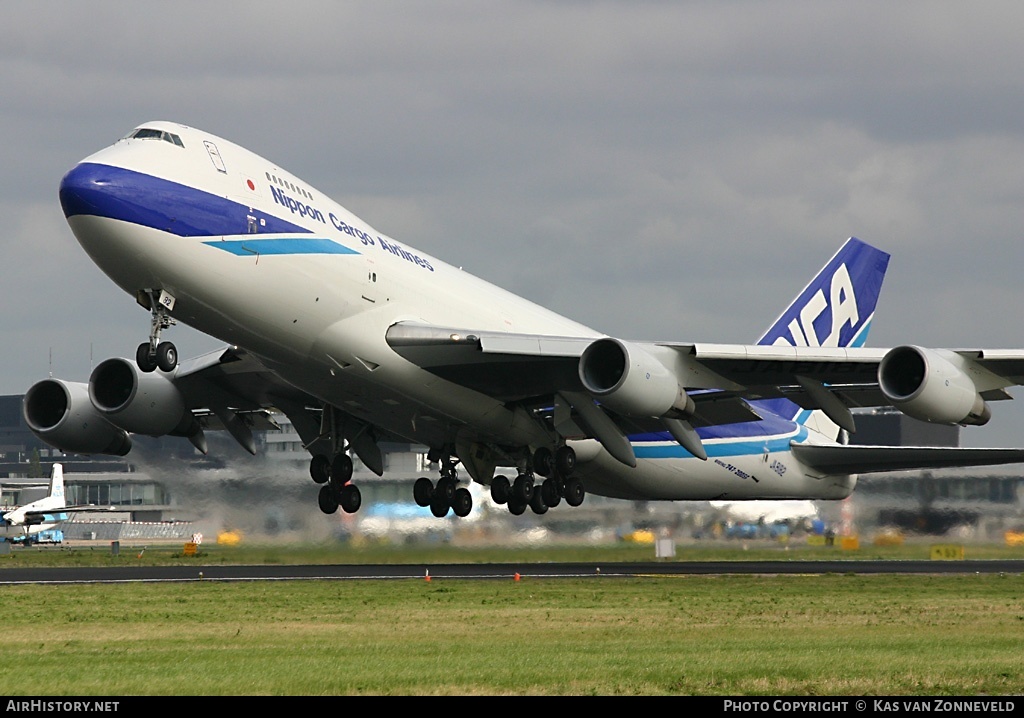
[24,122,1024,519]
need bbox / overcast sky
[2,1,1023,448]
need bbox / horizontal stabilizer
[791,443,1024,475]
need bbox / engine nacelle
[878,345,991,426]
[89,358,194,437]
[22,379,132,456]
[578,338,689,417]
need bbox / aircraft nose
[58,161,117,220]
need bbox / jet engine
[878,345,991,426]
[578,338,689,417]
[23,379,132,456]
[88,357,198,437]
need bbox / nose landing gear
[135,289,178,373]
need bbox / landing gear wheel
[437,475,457,501]
[541,480,561,508]
[136,343,158,373]
[452,487,473,518]
[310,455,331,484]
[339,484,361,514]
[318,484,339,514]
[529,488,549,515]
[155,341,178,372]
[490,475,511,505]
[564,476,585,507]
[331,454,354,485]
[507,499,527,516]
[533,447,553,477]
[430,494,450,518]
[512,474,534,503]
[413,477,434,507]
[555,445,577,476]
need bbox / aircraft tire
[332,454,353,484]
[156,341,178,372]
[136,343,158,373]
[555,445,577,476]
[533,447,553,477]
[513,474,534,503]
[413,477,434,507]
[529,489,548,515]
[340,484,361,514]
[564,477,585,507]
[541,480,561,508]
[430,494,450,518]
[310,455,331,484]
[507,499,527,516]
[490,475,511,505]
[452,487,473,517]
[318,484,339,514]
[437,475,457,501]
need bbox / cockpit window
[127,128,185,148]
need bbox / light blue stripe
[850,316,873,348]
[203,237,359,256]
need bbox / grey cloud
[2,1,1023,445]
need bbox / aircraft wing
[15,505,119,525]
[670,343,1024,394]
[60,504,120,514]
[387,322,1024,406]
[384,322,591,401]
[173,345,314,417]
[385,323,762,425]
[165,346,407,469]
[385,321,1024,456]
[658,343,1024,433]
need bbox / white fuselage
[60,121,855,502]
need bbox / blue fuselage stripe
[60,163,310,237]
[632,426,807,460]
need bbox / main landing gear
[135,289,178,373]
[490,445,584,516]
[413,451,473,518]
[311,452,362,515]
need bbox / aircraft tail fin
[755,238,890,441]
[47,463,65,507]
[757,237,890,349]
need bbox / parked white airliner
[0,464,108,542]
[23,121,1024,520]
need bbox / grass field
[0,541,1021,695]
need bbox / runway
[1,559,1022,584]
